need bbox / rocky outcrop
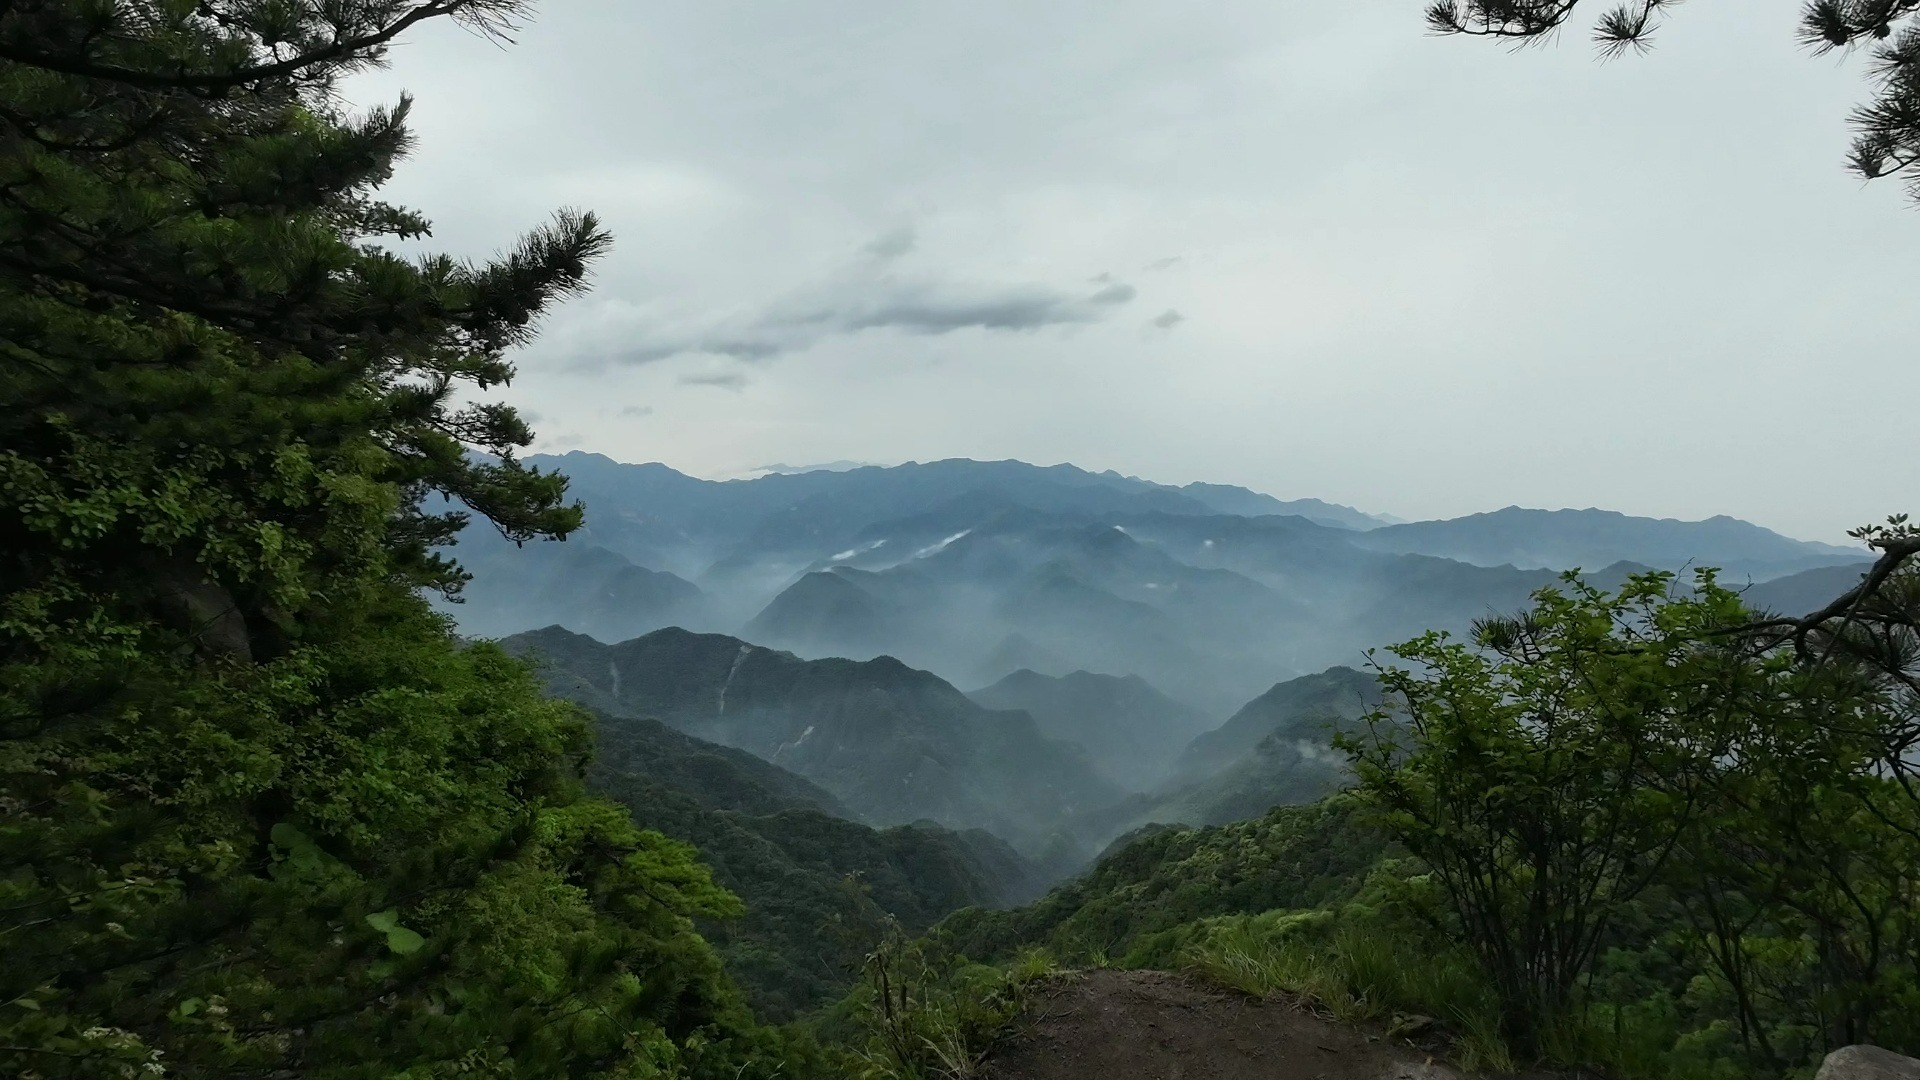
[1817,1045,1920,1080]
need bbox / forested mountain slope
[502,625,1122,856]
[935,799,1388,967]
[967,669,1213,789]
[573,706,1045,1018]
[1177,665,1385,780]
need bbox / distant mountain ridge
[442,455,1872,713]
[519,453,1387,576]
[502,625,1122,859]
[1074,665,1389,847]
[1177,665,1385,781]
[444,528,714,641]
[1741,563,1873,616]
[1355,506,1864,582]
[735,507,1651,714]
[966,669,1213,790]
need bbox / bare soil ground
[982,969,1505,1080]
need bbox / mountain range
[966,669,1213,790]
[508,613,1426,874]
[503,625,1121,861]
[440,456,1867,717]
[444,454,1876,940]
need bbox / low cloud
[554,227,1141,369]
[618,404,654,418]
[863,226,917,261]
[1144,256,1183,271]
[679,371,749,391]
[1151,308,1185,329]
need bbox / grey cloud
[863,226,917,260]
[680,371,750,391]
[576,271,1137,368]
[1151,308,1185,329]
[842,284,1119,334]
[618,404,654,418]
[352,2,1920,541]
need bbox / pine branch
[0,1,520,95]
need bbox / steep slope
[566,705,1045,1019]
[503,626,1123,856]
[1027,666,1386,851]
[586,711,850,818]
[1178,666,1385,781]
[1742,562,1872,616]
[439,527,712,642]
[1099,726,1359,839]
[1355,506,1866,580]
[967,669,1213,790]
[741,566,906,658]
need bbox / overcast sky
[346,1,1919,543]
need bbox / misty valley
[436,454,1880,1018]
[15,2,1920,1079]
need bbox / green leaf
[366,909,426,955]
[268,822,311,851]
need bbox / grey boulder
[1817,1046,1920,1080]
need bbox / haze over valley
[449,452,1873,883]
[20,1,1920,1075]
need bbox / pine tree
[0,4,795,1076]
[1425,2,1920,201]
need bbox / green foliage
[934,798,1389,969]
[595,761,1039,1022]
[1344,568,1920,1075]
[1186,908,1515,1073]
[825,921,1057,1080]
[1,592,802,1077]
[1340,571,1755,1049]
[0,3,818,1076]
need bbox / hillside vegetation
[502,625,1121,858]
[538,695,1052,1014]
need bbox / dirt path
[982,969,1477,1080]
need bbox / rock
[1817,1045,1920,1080]
[1388,1013,1437,1039]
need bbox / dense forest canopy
[0,2,813,1076]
